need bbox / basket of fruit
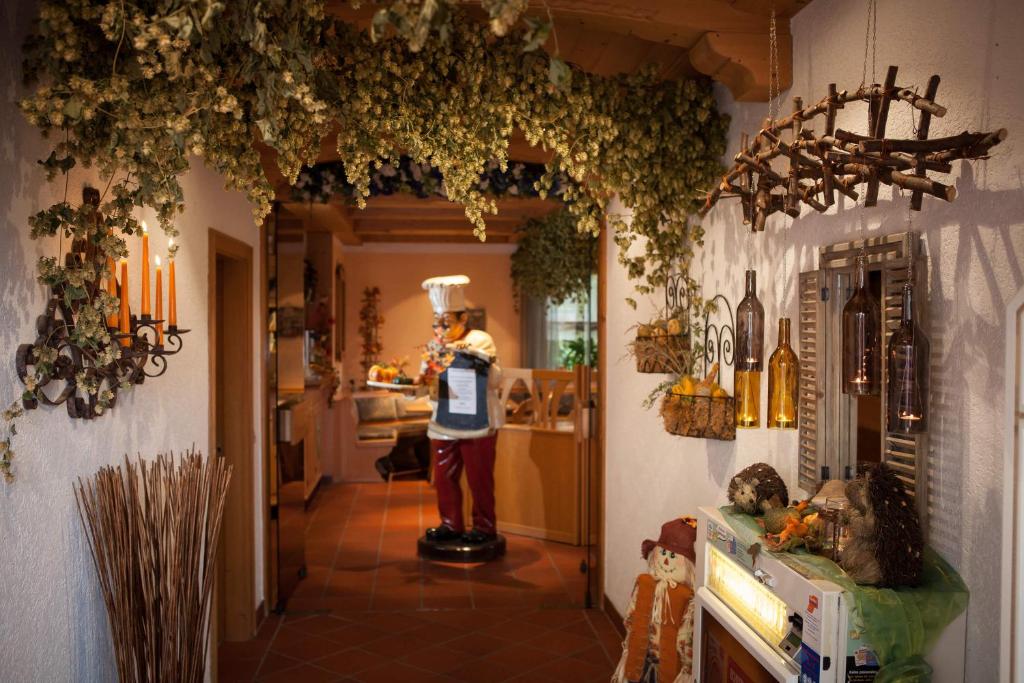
[659,363,735,441]
[633,317,691,374]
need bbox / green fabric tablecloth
[719,506,968,683]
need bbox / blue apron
[434,351,491,433]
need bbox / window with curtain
[522,274,597,370]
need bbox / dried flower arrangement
[74,449,231,682]
[358,287,385,378]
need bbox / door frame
[209,229,256,648]
[1001,286,1024,682]
[595,227,607,608]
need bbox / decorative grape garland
[293,157,565,204]
[5,1,728,481]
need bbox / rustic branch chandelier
[700,64,1007,229]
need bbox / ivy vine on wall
[5,0,728,481]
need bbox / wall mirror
[798,231,929,527]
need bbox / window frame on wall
[522,274,598,370]
[798,231,929,530]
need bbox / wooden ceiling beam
[357,233,514,244]
[689,30,794,102]
[353,222,519,235]
[277,201,363,245]
[322,0,811,103]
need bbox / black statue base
[417,533,506,563]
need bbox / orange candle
[168,249,177,328]
[118,258,131,346]
[105,257,118,328]
[140,222,150,316]
[154,256,164,346]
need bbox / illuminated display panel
[707,545,788,646]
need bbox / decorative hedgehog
[728,463,789,515]
[840,463,923,588]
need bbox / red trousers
[432,435,497,535]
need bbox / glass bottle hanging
[888,282,929,434]
[735,270,764,428]
[842,254,881,395]
[767,318,799,429]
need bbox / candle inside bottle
[155,256,164,346]
[119,258,131,347]
[141,223,150,316]
[106,257,118,329]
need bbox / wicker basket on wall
[633,333,691,374]
[660,393,736,441]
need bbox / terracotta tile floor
[219,481,622,682]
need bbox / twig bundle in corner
[74,449,232,683]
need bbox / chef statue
[416,275,506,560]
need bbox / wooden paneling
[492,427,580,543]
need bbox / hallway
[218,482,621,682]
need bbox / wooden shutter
[797,270,827,494]
[880,251,929,531]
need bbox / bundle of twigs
[74,449,232,683]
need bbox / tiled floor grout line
[417,477,425,610]
[252,612,286,679]
[322,484,362,599]
[582,608,620,668]
[366,479,394,611]
[542,538,574,606]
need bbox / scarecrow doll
[613,517,697,683]
[418,275,504,546]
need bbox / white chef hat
[422,275,470,315]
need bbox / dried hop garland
[7,0,728,481]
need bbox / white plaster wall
[603,1,1024,679]
[0,2,265,680]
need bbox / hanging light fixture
[735,270,764,428]
[842,253,881,395]
[888,281,929,433]
[767,318,799,429]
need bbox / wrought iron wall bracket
[702,293,736,377]
[16,300,189,420]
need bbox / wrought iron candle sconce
[14,189,188,420]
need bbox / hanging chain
[860,0,878,88]
[906,203,915,281]
[769,4,780,122]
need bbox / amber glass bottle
[888,282,929,434]
[842,254,881,395]
[735,270,764,428]
[767,318,799,429]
